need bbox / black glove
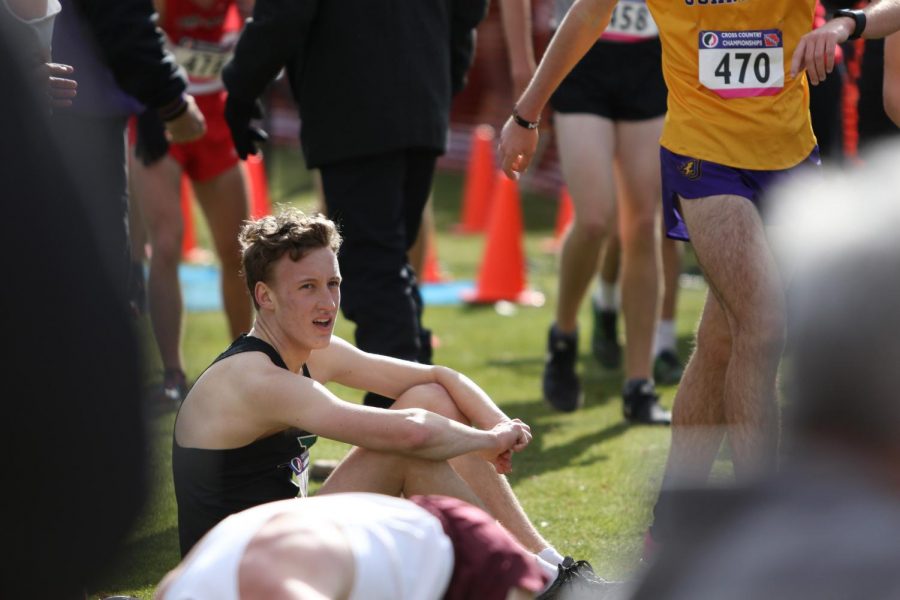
[134,108,170,166]
[224,95,268,160]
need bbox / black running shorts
[550,37,667,121]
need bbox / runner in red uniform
[130,0,252,407]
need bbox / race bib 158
[603,0,658,42]
[698,29,784,99]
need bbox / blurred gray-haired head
[770,139,900,451]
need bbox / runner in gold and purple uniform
[499,0,828,551]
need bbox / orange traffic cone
[422,238,445,284]
[463,172,544,306]
[542,185,575,253]
[454,125,496,234]
[244,153,272,219]
[180,174,198,259]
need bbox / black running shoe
[591,306,622,369]
[542,326,582,412]
[537,556,624,600]
[653,349,684,386]
[623,379,671,425]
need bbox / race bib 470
[698,29,784,99]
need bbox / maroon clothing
[409,495,549,599]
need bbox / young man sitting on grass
[171,208,614,598]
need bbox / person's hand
[164,94,207,143]
[498,116,539,181]
[224,94,269,160]
[791,17,854,85]
[481,418,532,474]
[43,63,77,108]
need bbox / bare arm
[497,0,615,179]
[793,0,900,85]
[499,0,537,97]
[884,31,900,124]
[862,0,900,38]
[252,360,529,472]
[308,337,510,430]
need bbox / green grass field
[95,151,712,599]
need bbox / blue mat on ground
[179,263,474,312]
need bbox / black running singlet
[172,334,316,556]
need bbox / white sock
[535,555,560,591]
[654,319,676,356]
[593,279,619,312]
[538,546,565,566]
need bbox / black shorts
[550,37,667,121]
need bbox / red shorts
[129,90,239,182]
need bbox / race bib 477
[698,29,784,99]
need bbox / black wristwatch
[833,8,866,40]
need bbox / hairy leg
[193,164,252,339]
[553,113,617,332]
[660,291,730,489]
[613,117,664,380]
[681,194,783,480]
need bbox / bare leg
[660,235,682,324]
[319,446,486,508]
[193,164,253,339]
[392,385,553,553]
[553,114,617,333]
[613,118,664,380]
[680,194,782,480]
[661,291,730,489]
[324,384,555,554]
[130,155,186,374]
[599,233,621,287]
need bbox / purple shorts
[660,147,821,241]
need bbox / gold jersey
[647,0,817,169]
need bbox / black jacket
[53,0,186,114]
[223,0,488,168]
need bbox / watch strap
[512,108,540,130]
[834,8,866,41]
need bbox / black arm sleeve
[222,0,319,103]
[75,0,186,109]
[450,0,489,95]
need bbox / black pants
[320,149,438,407]
[52,112,132,304]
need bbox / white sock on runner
[654,319,676,356]
[594,279,619,312]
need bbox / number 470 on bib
[698,29,785,99]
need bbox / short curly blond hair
[239,208,342,309]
